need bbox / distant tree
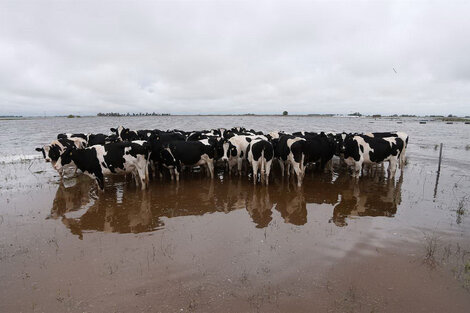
[283,111,288,116]
[372,114,381,118]
[348,112,362,117]
[448,114,454,117]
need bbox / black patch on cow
[360,136,402,163]
[302,134,336,169]
[164,141,214,167]
[360,145,364,153]
[343,136,361,162]
[60,147,104,189]
[250,140,273,162]
[87,133,107,146]
[245,137,252,143]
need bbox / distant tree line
[97,112,171,116]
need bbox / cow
[246,139,274,185]
[53,141,151,190]
[302,133,337,172]
[110,126,139,141]
[57,133,88,141]
[136,130,156,141]
[221,135,268,175]
[342,135,404,178]
[147,132,186,178]
[363,132,409,167]
[87,133,121,146]
[159,141,216,181]
[273,135,306,186]
[36,137,87,175]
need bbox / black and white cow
[87,133,121,146]
[343,135,404,178]
[363,132,409,167]
[57,133,88,141]
[246,139,274,184]
[159,141,216,181]
[54,141,151,190]
[273,135,306,186]
[36,137,87,175]
[110,126,140,141]
[221,135,268,175]
[148,132,186,178]
[302,133,337,172]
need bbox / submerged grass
[456,197,468,225]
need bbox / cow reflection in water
[274,186,307,226]
[49,176,95,219]
[50,171,403,238]
[330,174,403,226]
[50,177,252,239]
[245,186,274,228]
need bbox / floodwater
[1,116,469,312]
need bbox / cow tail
[261,147,265,175]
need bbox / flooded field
[1,116,470,312]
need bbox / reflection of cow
[61,184,158,239]
[245,186,274,228]
[50,170,404,237]
[330,174,403,226]
[53,177,252,238]
[49,176,94,219]
[273,185,307,226]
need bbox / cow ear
[110,128,116,132]
[35,147,43,152]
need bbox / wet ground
[1,116,470,312]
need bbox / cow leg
[327,159,333,173]
[388,157,398,179]
[150,162,156,178]
[145,162,150,185]
[292,162,303,187]
[175,168,180,182]
[353,162,362,178]
[265,160,272,186]
[137,167,147,190]
[207,159,214,179]
[279,160,285,177]
[95,173,105,191]
[169,168,175,181]
[237,158,243,175]
[158,162,164,179]
[400,150,406,169]
[251,161,257,184]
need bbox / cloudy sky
[1,0,469,116]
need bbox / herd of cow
[35,125,409,190]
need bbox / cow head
[110,126,127,139]
[222,141,238,162]
[37,144,61,163]
[35,146,47,160]
[160,145,178,168]
[334,133,349,155]
[54,147,74,172]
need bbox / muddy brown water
[1,116,470,312]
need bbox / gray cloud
[1,0,469,116]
